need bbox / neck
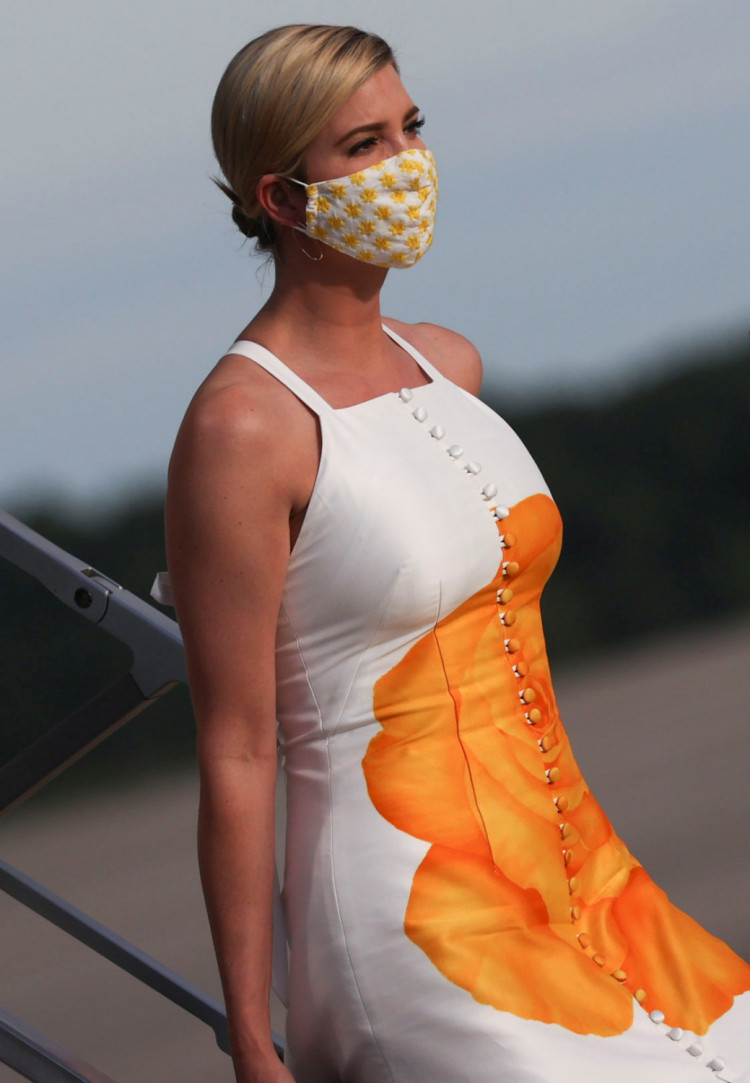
[246,237,392,369]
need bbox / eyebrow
[335,104,420,147]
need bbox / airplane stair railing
[0,507,284,1081]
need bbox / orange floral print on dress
[363,494,750,1036]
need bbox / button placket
[404,397,579,934]
[495,505,580,934]
[399,389,507,539]
[644,1003,732,1073]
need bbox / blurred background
[1,0,749,1080]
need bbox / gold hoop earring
[292,226,323,262]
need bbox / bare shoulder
[168,351,318,516]
[384,318,483,396]
[174,360,285,461]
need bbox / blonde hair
[211,24,397,252]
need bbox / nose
[392,129,425,155]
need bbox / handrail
[0,859,230,1054]
[0,507,285,1080]
[0,508,186,815]
[0,1005,119,1083]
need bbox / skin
[166,62,483,1083]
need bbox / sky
[2,0,749,511]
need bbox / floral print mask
[288,148,438,268]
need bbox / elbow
[196,727,279,798]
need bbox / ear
[257,174,306,231]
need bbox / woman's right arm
[165,374,312,1082]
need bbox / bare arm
[166,370,314,1081]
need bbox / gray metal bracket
[0,509,186,814]
[0,509,186,697]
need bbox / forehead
[320,64,415,142]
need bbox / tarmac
[1,617,748,1082]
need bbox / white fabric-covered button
[447,444,463,459]
[464,461,481,475]
[649,1010,665,1024]
[667,1027,684,1041]
[706,1058,727,1072]
[686,1043,703,1057]
[494,504,510,520]
[412,406,428,422]
[398,387,413,402]
[482,482,497,500]
[429,425,445,439]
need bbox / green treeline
[1,336,748,782]
[493,337,750,657]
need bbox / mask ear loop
[282,174,324,262]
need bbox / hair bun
[231,202,258,240]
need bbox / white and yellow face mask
[288,147,438,268]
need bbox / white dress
[220,326,750,1082]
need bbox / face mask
[288,147,438,268]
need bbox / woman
[163,24,750,1083]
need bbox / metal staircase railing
[0,508,284,1081]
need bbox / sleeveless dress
[217,326,750,1082]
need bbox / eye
[406,114,426,136]
[348,135,380,156]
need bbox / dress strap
[223,339,333,417]
[381,323,444,383]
